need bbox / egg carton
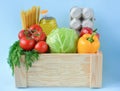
[70,7,95,33]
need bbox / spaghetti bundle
[21,6,40,29]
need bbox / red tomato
[80,27,100,39]
[18,30,25,39]
[31,31,46,42]
[18,30,31,39]
[80,27,93,37]
[34,41,48,53]
[29,24,42,32]
[96,33,100,39]
[20,37,36,51]
[39,32,46,41]
[29,24,46,41]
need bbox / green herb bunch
[7,41,39,75]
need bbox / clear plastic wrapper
[69,7,94,32]
[70,18,81,30]
[70,7,82,19]
[82,19,94,29]
[82,8,94,19]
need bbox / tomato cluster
[18,24,48,53]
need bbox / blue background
[0,0,120,91]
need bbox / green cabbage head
[46,28,78,53]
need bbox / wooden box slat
[14,52,103,88]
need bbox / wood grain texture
[90,52,103,88]
[14,56,27,87]
[14,52,103,88]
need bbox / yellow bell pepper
[77,33,100,53]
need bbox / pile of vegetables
[7,6,101,75]
[18,24,48,53]
[78,27,100,53]
[8,24,48,74]
[8,24,100,75]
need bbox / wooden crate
[14,52,103,88]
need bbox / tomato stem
[93,28,97,33]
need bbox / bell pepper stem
[87,28,98,43]
[87,32,96,43]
